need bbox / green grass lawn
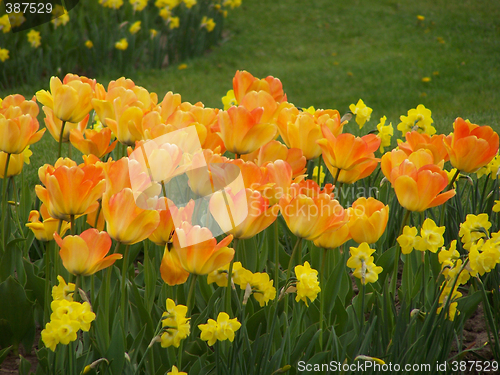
[3,0,500,186]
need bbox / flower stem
[274,220,280,291]
[187,274,198,316]
[285,237,303,318]
[74,275,81,302]
[439,169,461,226]
[70,214,75,235]
[316,155,322,186]
[1,152,11,252]
[44,241,51,323]
[390,209,410,297]
[225,238,239,315]
[319,247,327,350]
[120,245,130,328]
[58,121,66,159]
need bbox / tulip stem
[316,156,322,187]
[274,220,280,291]
[187,274,198,316]
[161,180,167,198]
[58,121,66,159]
[94,201,102,229]
[44,241,51,323]
[319,247,327,350]
[70,214,75,235]
[439,169,460,226]
[333,167,341,187]
[1,152,11,252]
[285,237,302,318]
[225,238,238,316]
[391,209,411,297]
[74,275,81,302]
[120,244,130,328]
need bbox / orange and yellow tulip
[26,204,70,241]
[232,70,287,104]
[149,198,195,246]
[0,150,25,178]
[260,159,303,205]
[241,140,307,178]
[0,97,45,154]
[279,180,346,241]
[54,228,122,276]
[313,222,351,249]
[381,148,438,183]
[160,246,190,286]
[217,106,277,155]
[317,125,380,183]
[209,188,279,239]
[35,158,106,221]
[36,76,94,123]
[398,131,449,163]
[443,117,499,173]
[277,107,345,160]
[69,127,118,158]
[42,106,88,143]
[102,188,160,245]
[171,222,234,275]
[347,197,389,244]
[391,161,455,212]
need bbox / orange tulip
[217,106,277,155]
[347,197,389,244]
[398,131,449,163]
[26,204,70,241]
[102,189,160,245]
[69,127,118,158]
[241,140,307,178]
[0,151,25,178]
[381,148,437,183]
[54,229,122,276]
[391,161,455,212]
[35,158,106,221]
[36,76,94,123]
[102,157,132,195]
[149,198,195,246]
[160,246,190,286]
[233,70,286,104]
[209,188,279,239]
[41,106,89,143]
[279,180,346,241]
[171,222,234,275]
[313,222,351,249]
[0,96,45,154]
[277,107,345,160]
[317,125,380,183]
[260,159,303,205]
[443,117,499,173]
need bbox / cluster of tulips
[0,69,499,374]
[0,0,241,88]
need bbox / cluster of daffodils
[159,299,191,348]
[347,243,383,285]
[198,312,241,346]
[294,262,321,306]
[208,262,276,307]
[41,277,96,351]
[397,218,445,254]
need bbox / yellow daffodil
[294,261,321,306]
[222,89,237,110]
[0,48,9,62]
[397,104,435,136]
[468,238,500,276]
[438,240,460,269]
[150,29,158,38]
[169,16,180,29]
[115,38,128,50]
[155,0,180,8]
[376,115,393,153]
[183,0,197,8]
[349,99,372,129]
[312,165,325,184]
[0,15,12,33]
[250,272,276,307]
[167,366,187,375]
[27,30,41,48]
[397,226,418,254]
[129,20,141,34]
[160,299,190,348]
[99,0,124,9]
[84,40,93,49]
[51,5,70,28]
[352,261,383,285]
[201,16,216,32]
[347,242,376,269]
[199,312,241,346]
[459,213,491,250]
[414,218,445,253]
[437,283,461,321]
[476,154,500,178]
[130,0,148,11]
[51,275,75,301]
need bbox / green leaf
[0,276,35,347]
[22,258,45,309]
[18,355,31,375]
[0,345,12,366]
[290,324,318,360]
[105,317,125,375]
